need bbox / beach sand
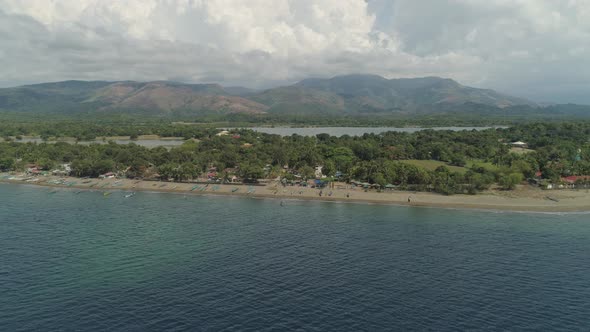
[2,173,589,212]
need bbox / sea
[1,183,589,331]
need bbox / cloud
[0,0,588,103]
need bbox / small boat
[48,190,58,194]
[124,192,136,198]
[545,196,559,202]
[191,185,200,191]
[232,187,239,192]
[103,192,112,197]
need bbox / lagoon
[8,137,186,149]
[4,127,501,148]
[238,126,502,137]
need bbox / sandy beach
[2,173,589,212]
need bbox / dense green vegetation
[2,122,589,195]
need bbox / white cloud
[0,0,589,103]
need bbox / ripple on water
[1,183,590,331]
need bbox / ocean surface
[1,183,589,331]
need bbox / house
[511,141,528,149]
[61,163,72,173]
[25,164,39,174]
[52,163,72,176]
[216,130,230,136]
[315,165,324,179]
[99,172,116,179]
[562,176,590,184]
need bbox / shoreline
[2,175,590,213]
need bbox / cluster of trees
[4,110,586,141]
[1,122,589,195]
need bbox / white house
[511,141,528,148]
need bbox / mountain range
[0,74,559,117]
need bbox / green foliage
[0,157,14,171]
[499,173,524,190]
[1,121,589,195]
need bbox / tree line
[1,122,589,195]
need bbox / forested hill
[0,75,588,120]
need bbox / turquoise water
[1,183,589,331]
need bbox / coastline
[2,174,590,213]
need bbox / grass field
[466,160,500,172]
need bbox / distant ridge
[0,74,555,117]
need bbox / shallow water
[1,184,589,331]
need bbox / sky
[0,0,588,104]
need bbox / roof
[562,175,590,183]
[511,141,527,145]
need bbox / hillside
[88,82,268,114]
[0,75,568,119]
[0,81,268,115]
[249,86,347,114]
[281,74,536,112]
